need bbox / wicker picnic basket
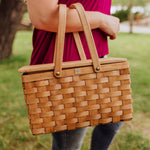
[18,3,133,135]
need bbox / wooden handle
[54,4,67,77]
[54,32,86,63]
[73,32,86,60]
[54,3,101,77]
[53,6,86,63]
[70,3,101,72]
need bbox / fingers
[110,36,115,40]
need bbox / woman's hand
[99,14,120,40]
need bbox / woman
[27,0,122,149]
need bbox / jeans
[52,122,123,150]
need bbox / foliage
[112,0,150,6]
[112,9,130,22]
[0,31,150,150]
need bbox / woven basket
[18,3,133,135]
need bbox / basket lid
[18,57,127,74]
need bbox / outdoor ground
[0,31,150,150]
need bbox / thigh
[52,127,88,150]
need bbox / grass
[0,31,150,150]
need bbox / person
[26,0,122,150]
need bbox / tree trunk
[129,0,134,33]
[0,0,26,60]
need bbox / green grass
[109,33,150,115]
[0,31,150,150]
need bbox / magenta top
[30,0,112,65]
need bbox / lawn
[0,31,150,150]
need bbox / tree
[112,0,149,33]
[112,0,149,6]
[129,0,134,33]
[0,0,26,60]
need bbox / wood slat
[18,57,127,73]
[21,62,129,82]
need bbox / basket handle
[53,4,86,77]
[70,3,101,72]
[54,3,101,77]
[53,4,66,77]
[53,32,86,64]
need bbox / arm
[27,0,119,39]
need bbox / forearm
[50,9,105,32]
[27,2,105,33]
[27,0,120,39]
[66,9,105,33]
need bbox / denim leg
[91,122,123,150]
[52,127,88,150]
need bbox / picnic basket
[18,3,133,135]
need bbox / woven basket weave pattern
[22,63,132,135]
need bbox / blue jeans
[52,122,123,150]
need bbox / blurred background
[0,0,150,149]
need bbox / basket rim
[18,57,127,74]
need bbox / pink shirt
[30,0,112,65]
